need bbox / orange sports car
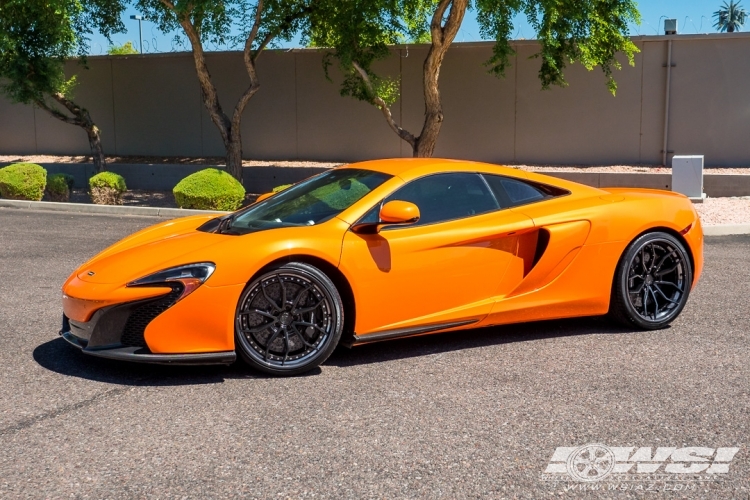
[60,159,703,375]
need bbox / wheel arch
[252,254,357,347]
[610,225,696,301]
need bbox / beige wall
[2,33,749,166]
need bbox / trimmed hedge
[59,173,75,191]
[173,168,245,211]
[46,173,70,202]
[0,163,47,201]
[89,171,127,205]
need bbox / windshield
[227,168,392,234]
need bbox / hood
[76,217,226,285]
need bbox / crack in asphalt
[0,386,132,437]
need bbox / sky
[87,1,726,55]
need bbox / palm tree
[714,0,747,32]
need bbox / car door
[339,172,536,336]
[478,173,593,325]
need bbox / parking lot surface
[0,208,748,499]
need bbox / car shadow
[32,338,320,386]
[326,316,640,368]
[33,316,638,386]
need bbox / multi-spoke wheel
[610,231,693,329]
[235,262,344,375]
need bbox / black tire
[610,231,693,330]
[235,262,344,376]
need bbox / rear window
[482,175,569,209]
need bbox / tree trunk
[411,0,468,158]
[86,125,106,172]
[37,93,108,172]
[359,0,467,158]
[165,0,270,182]
[225,128,244,181]
[413,49,445,158]
[176,16,235,175]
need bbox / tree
[0,0,125,171]
[108,41,139,54]
[308,0,640,158]
[714,0,747,32]
[134,0,313,180]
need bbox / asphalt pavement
[0,208,748,499]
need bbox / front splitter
[59,330,236,366]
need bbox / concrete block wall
[2,34,750,167]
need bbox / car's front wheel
[235,262,344,376]
[610,231,693,330]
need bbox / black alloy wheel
[610,231,693,330]
[235,262,344,375]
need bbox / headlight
[127,263,216,302]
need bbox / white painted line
[0,199,222,218]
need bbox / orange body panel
[340,208,535,333]
[144,283,245,353]
[63,277,172,322]
[61,158,704,355]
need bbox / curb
[0,199,222,218]
[702,224,750,236]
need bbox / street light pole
[130,15,144,54]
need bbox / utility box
[664,19,678,35]
[672,155,705,201]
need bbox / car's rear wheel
[235,262,344,376]
[610,231,693,330]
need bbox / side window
[483,174,566,208]
[383,173,499,227]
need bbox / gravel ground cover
[0,210,748,498]
[694,197,750,225]
[0,154,343,169]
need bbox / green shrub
[0,163,47,201]
[89,171,127,205]
[59,173,75,191]
[107,41,139,55]
[173,168,245,211]
[272,184,292,193]
[46,173,70,202]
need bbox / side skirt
[349,320,478,347]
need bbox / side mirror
[255,192,275,203]
[352,200,420,234]
[379,200,420,224]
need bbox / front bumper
[59,286,236,366]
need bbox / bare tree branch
[245,0,264,57]
[251,4,314,63]
[431,0,452,46]
[352,61,416,148]
[160,0,232,145]
[441,0,467,44]
[34,98,80,126]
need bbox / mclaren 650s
[60,159,703,375]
